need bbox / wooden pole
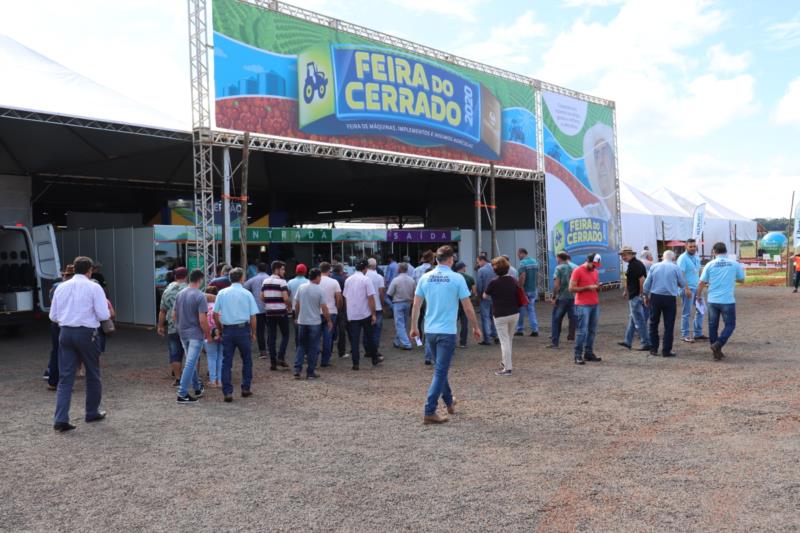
[490,163,497,258]
[239,132,250,271]
[786,191,795,286]
[475,175,482,258]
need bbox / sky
[1,0,799,218]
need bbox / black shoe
[85,411,107,423]
[617,342,632,350]
[293,373,302,379]
[493,338,500,345]
[662,352,677,357]
[277,360,289,368]
[424,360,432,365]
[530,331,539,337]
[649,350,658,356]
[320,363,331,367]
[574,357,585,365]
[695,335,709,341]
[711,342,724,360]
[352,365,359,371]
[307,373,320,379]
[224,396,233,403]
[194,386,205,398]
[241,390,253,398]
[478,341,492,346]
[637,345,652,351]
[53,421,76,432]
[546,343,558,349]
[584,354,602,362]
[514,331,523,337]
[372,356,384,366]
[177,395,198,404]
[270,365,277,371]
[172,379,180,387]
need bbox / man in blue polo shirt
[677,238,705,342]
[213,268,259,403]
[696,242,745,360]
[411,246,481,425]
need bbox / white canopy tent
[620,182,692,251]
[0,34,187,131]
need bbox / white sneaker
[494,369,513,376]
[682,337,694,343]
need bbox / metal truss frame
[533,83,550,297]
[188,0,217,278]
[0,106,190,141]
[210,130,542,181]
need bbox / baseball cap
[295,264,308,275]
[592,254,602,265]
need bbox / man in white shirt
[49,256,111,432]
[366,258,386,356]
[318,262,343,367]
[343,258,379,370]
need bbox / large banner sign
[211,0,537,169]
[543,91,620,283]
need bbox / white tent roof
[621,182,690,218]
[0,34,187,131]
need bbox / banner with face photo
[543,91,620,283]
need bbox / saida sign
[298,45,502,159]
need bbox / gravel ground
[1,286,799,532]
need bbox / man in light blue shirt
[696,242,745,360]
[475,254,498,345]
[643,250,688,357]
[677,238,704,342]
[516,248,539,336]
[411,246,480,425]
[287,264,309,347]
[213,268,259,402]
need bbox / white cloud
[539,0,756,139]
[455,11,546,69]
[764,13,800,50]
[387,0,487,23]
[562,0,626,7]
[707,43,750,73]
[775,77,800,126]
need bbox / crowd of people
[46,239,745,430]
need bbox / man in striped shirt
[261,260,291,371]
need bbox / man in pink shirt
[569,253,602,365]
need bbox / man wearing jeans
[292,268,332,379]
[49,256,111,432]
[643,250,687,357]
[617,246,651,351]
[515,248,539,337]
[387,262,416,350]
[174,269,210,404]
[343,259,379,370]
[411,246,481,425]
[569,254,602,365]
[677,238,705,342]
[157,267,187,386]
[213,268,259,402]
[475,254,498,345]
[546,253,576,349]
[696,242,745,360]
[317,262,342,367]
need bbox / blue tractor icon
[303,62,328,103]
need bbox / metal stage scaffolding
[186,0,620,289]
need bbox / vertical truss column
[188,0,216,277]
[611,104,623,254]
[533,83,549,296]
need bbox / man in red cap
[568,253,602,365]
[287,264,309,347]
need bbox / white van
[0,224,60,329]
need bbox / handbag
[101,319,115,335]
[516,285,529,307]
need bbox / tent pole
[786,191,795,287]
[222,147,232,267]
